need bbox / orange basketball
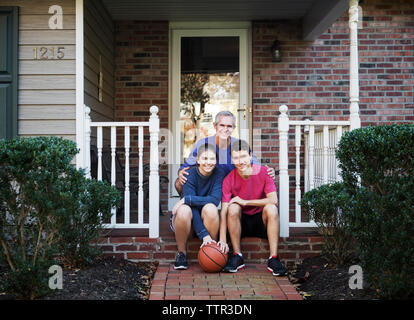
[198,243,228,273]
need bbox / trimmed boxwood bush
[0,137,120,299]
[336,124,414,299]
[301,182,355,265]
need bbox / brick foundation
[96,234,323,268]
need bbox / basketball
[198,243,228,273]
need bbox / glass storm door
[169,27,250,202]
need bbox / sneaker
[267,256,288,276]
[174,252,188,270]
[223,253,245,273]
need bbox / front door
[169,23,251,204]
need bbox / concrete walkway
[149,262,302,300]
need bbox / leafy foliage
[0,137,120,299]
[301,182,355,265]
[336,124,414,299]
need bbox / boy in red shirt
[219,140,287,276]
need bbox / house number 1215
[33,47,65,60]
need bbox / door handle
[237,104,247,120]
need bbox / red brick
[110,237,133,244]
[126,252,150,259]
[115,245,137,251]
[153,253,176,260]
[103,253,124,259]
[134,237,158,243]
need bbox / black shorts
[241,211,268,239]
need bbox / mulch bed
[290,255,378,300]
[42,257,158,300]
[0,256,158,300]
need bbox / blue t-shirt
[182,166,225,239]
[180,135,260,176]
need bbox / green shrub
[336,124,414,299]
[57,169,121,267]
[0,137,120,299]
[301,182,355,265]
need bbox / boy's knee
[263,204,278,220]
[228,203,241,219]
[175,205,192,221]
[202,203,219,221]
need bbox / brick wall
[252,0,414,164]
[114,21,169,212]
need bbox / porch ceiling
[101,0,349,40]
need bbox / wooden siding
[1,0,77,140]
[84,0,115,123]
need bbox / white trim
[169,21,251,30]
[289,222,318,228]
[75,0,84,169]
[90,122,149,127]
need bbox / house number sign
[33,5,65,60]
[33,47,65,60]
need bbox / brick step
[97,234,324,268]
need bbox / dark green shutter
[0,7,18,139]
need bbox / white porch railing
[278,105,350,237]
[84,105,160,238]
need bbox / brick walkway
[149,262,302,300]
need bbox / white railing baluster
[304,120,310,193]
[124,126,130,225]
[295,125,301,225]
[110,126,116,225]
[309,125,315,191]
[138,126,144,225]
[84,107,91,179]
[323,125,329,185]
[336,125,343,181]
[97,126,103,181]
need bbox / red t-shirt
[221,164,277,215]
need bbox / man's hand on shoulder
[177,167,190,185]
[265,165,276,179]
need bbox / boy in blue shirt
[170,143,227,270]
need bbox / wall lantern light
[271,40,282,62]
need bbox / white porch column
[84,106,91,179]
[349,0,361,130]
[75,0,84,169]
[278,105,290,238]
[149,106,160,238]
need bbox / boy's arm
[218,202,229,253]
[183,172,223,207]
[230,191,278,207]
